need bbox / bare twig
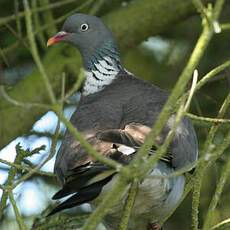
[8,191,27,230]
[0,46,10,67]
[89,0,106,15]
[0,158,54,177]
[119,181,138,230]
[195,60,230,92]
[186,113,230,124]
[184,69,198,111]
[34,0,95,35]
[63,68,85,103]
[192,92,230,230]
[39,0,57,36]
[83,176,128,230]
[210,217,230,230]
[5,24,29,50]
[0,0,77,27]
[203,153,230,230]
[0,144,31,218]
[192,0,213,27]
[23,0,56,104]
[12,120,60,189]
[221,23,230,30]
[0,85,50,109]
[14,0,22,37]
[161,128,230,225]
[32,0,47,50]
[0,184,5,191]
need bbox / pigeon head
[47,14,121,71]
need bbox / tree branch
[119,181,138,230]
[82,176,128,230]
[8,191,27,230]
[186,112,230,124]
[23,0,56,104]
[203,153,230,230]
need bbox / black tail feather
[52,165,110,200]
[48,175,114,216]
[48,186,101,216]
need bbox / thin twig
[203,153,230,230]
[203,93,230,152]
[192,0,213,27]
[0,46,10,67]
[39,0,57,36]
[5,24,29,50]
[176,60,230,109]
[210,217,230,230]
[63,68,85,103]
[8,191,27,230]
[14,0,22,37]
[147,161,197,179]
[0,85,50,109]
[83,176,128,230]
[89,0,106,15]
[161,128,230,226]
[213,0,225,21]
[34,0,95,35]
[0,144,31,218]
[138,99,187,179]
[23,0,56,104]
[184,69,198,111]
[195,60,230,92]
[119,181,138,230]
[221,23,230,30]
[12,120,60,189]
[32,0,47,50]
[0,184,5,191]
[0,158,54,177]
[186,113,230,124]
[0,0,77,27]
[192,92,230,230]
[1,41,20,57]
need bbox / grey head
[47,13,122,71]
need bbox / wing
[96,123,173,164]
[49,123,174,216]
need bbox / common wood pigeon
[47,13,198,230]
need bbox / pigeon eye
[80,23,89,32]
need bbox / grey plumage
[61,14,120,71]
[47,13,198,229]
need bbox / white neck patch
[82,56,120,96]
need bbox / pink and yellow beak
[47,31,68,47]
